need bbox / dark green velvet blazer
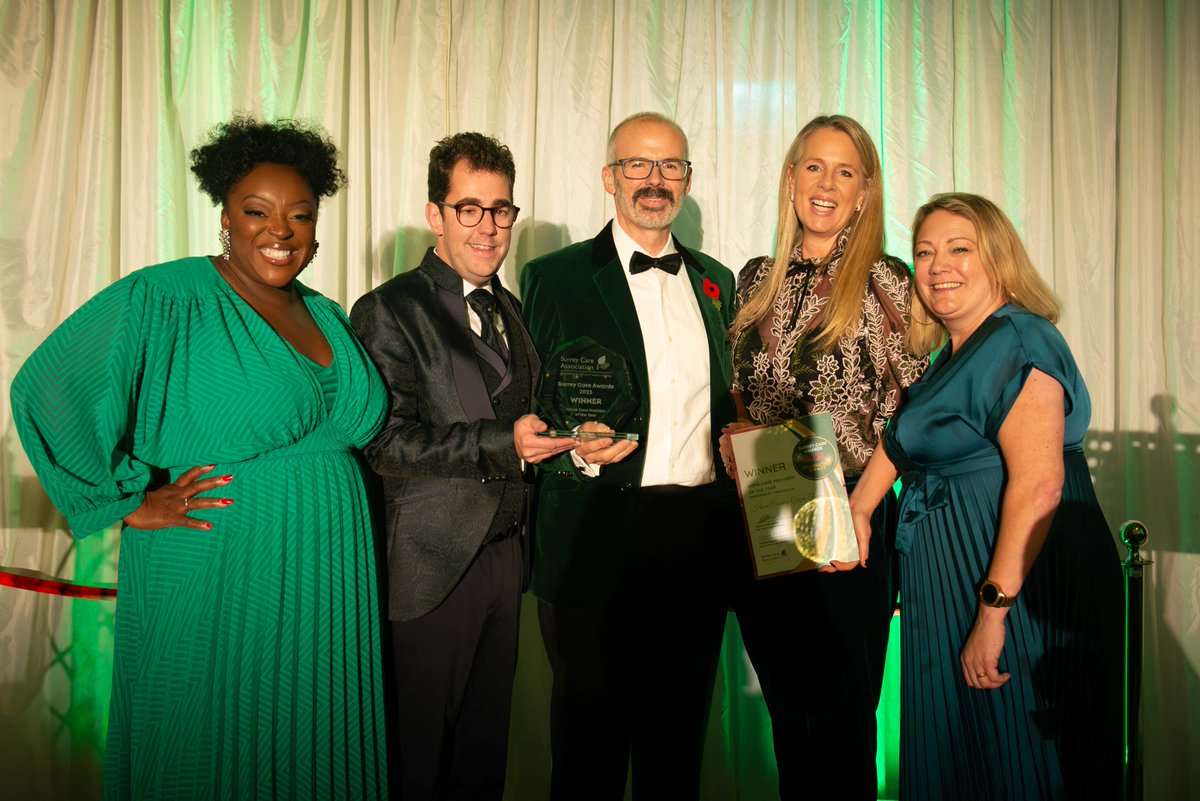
[519,222,738,607]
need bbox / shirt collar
[790,224,852,269]
[431,246,498,297]
[611,218,677,274]
[462,278,494,297]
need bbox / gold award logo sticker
[791,435,837,480]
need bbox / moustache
[633,187,674,203]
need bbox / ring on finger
[184,497,190,510]
[976,672,986,678]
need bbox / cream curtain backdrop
[1,0,1197,799]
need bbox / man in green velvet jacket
[520,112,741,801]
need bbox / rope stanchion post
[1121,519,1151,801]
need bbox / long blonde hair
[732,115,885,349]
[907,193,1062,355]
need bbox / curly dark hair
[189,115,347,206]
[427,132,515,203]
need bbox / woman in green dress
[850,193,1122,799]
[11,117,389,799]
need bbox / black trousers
[732,485,898,800]
[538,484,742,801]
[387,533,523,801]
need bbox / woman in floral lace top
[732,227,924,474]
[721,115,925,801]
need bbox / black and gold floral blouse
[732,228,927,478]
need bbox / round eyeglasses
[438,201,521,229]
[607,158,692,181]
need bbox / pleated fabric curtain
[1,1,1197,799]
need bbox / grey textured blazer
[350,248,539,621]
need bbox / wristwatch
[978,579,1017,608]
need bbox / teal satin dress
[885,305,1122,800]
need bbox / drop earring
[220,228,231,261]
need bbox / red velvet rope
[0,566,116,600]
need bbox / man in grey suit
[350,132,575,801]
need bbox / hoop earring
[219,228,231,261]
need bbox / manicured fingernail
[204,522,213,530]
[204,465,216,470]
[222,475,233,482]
[221,499,235,506]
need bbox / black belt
[639,482,715,498]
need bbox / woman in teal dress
[10,117,389,799]
[850,193,1122,799]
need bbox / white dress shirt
[573,222,714,486]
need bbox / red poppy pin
[703,278,721,310]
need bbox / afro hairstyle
[190,115,346,206]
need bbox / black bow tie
[629,251,682,275]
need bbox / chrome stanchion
[1121,520,1151,801]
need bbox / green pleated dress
[11,257,389,800]
[885,305,1123,800]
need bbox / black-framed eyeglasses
[438,201,521,229]
[606,158,692,181]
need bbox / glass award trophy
[535,336,640,442]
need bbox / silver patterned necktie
[466,288,509,364]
